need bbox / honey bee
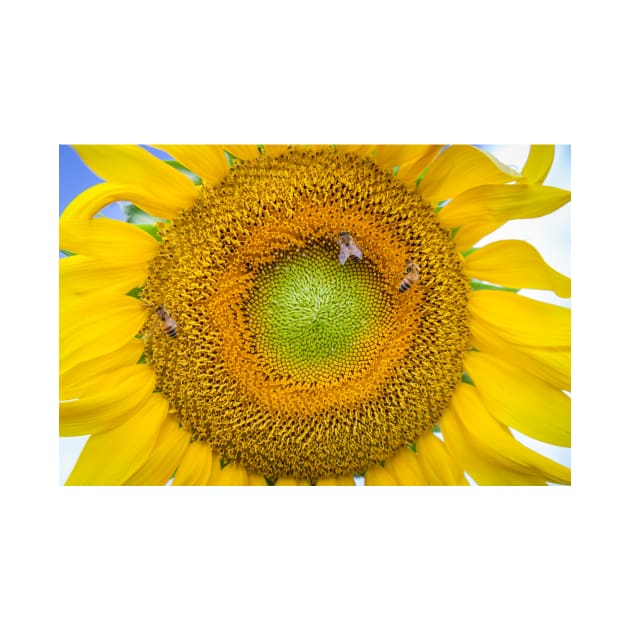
[338,231,363,265]
[156,306,178,338]
[399,261,420,293]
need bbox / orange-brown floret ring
[209,205,423,416]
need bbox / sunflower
[59,144,570,486]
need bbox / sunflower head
[60,144,571,486]
[140,148,469,481]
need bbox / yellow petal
[60,293,147,371]
[219,462,250,485]
[275,477,298,486]
[468,290,570,347]
[371,145,444,186]
[61,182,155,222]
[440,405,549,485]
[373,145,437,170]
[207,458,249,485]
[73,145,197,217]
[65,394,169,485]
[364,464,398,485]
[60,187,161,261]
[60,255,148,297]
[384,447,428,485]
[315,478,338,486]
[275,477,310,486]
[336,145,376,159]
[415,432,469,485]
[397,146,443,184]
[470,316,570,391]
[154,144,230,187]
[247,474,270,485]
[60,217,159,264]
[439,184,570,250]
[418,145,522,204]
[449,384,570,484]
[172,440,214,485]
[263,145,291,157]
[60,337,145,398]
[124,415,190,485]
[224,145,261,161]
[464,352,571,447]
[522,145,555,184]
[316,476,356,486]
[59,364,156,436]
[337,476,357,485]
[297,144,330,152]
[206,451,223,484]
[464,240,570,297]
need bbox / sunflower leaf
[164,160,203,186]
[470,280,519,292]
[121,202,161,225]
[126,287,143,299]
[134,223,163,242]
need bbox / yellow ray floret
[171,439,214,485]
[417,145,523,204]
[60,255,148,298]
[463,352,570,447]
[65,394,169,485]
[363,464,399,486]
[415,432,469,485]
[60,364,156,437]
[60,338,145,398]
[207,458,249,485]
[153,144,230,187]
[60,293,147,371]
[373,144,440,175]
[223,145,261,161]
[441,405,549,485]
[73,145,197,217]
[60,184,162,261]
[384,447,428,485]
[468,290,570,347]
[124,415,191,485]
[443,384,570,484]
[440,184,571,251]
[315,476,356,486]
[470,316,570,391]
[522,144,555,184]
[464,239,570,297]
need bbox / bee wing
[349,244,363,260]
[339,244,350,265]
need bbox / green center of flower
[246,246,391,381]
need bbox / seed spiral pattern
[141,148,470,481]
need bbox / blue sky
[59,145,571,483]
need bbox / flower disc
[247,246,392,381]
[142,149,470,481]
